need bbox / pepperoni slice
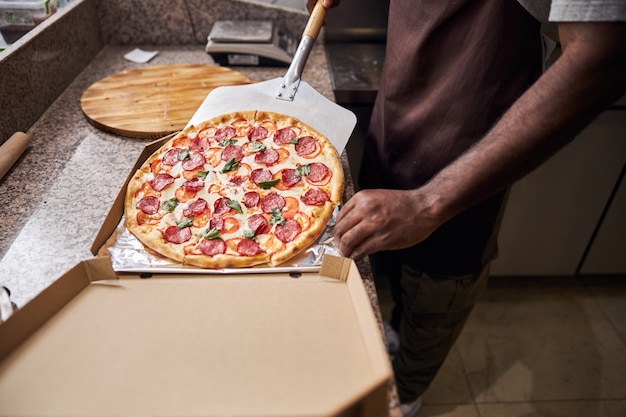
[275,219,302,243]
[274,127,296,145]
[254,148,280,166]
[137,195,160,215]
[248,125,269,141]
[182,177,205,192]
[221,145,244,162]
[182,154,206,171]
[248,214,269,235]
[162,148,180,166]
[295,136,317,156]
[189,136,211,153]
[209,215,225,231]
[215,126,237,142]
[214,197,233,215]
[260,192,286,214]
[183,198,208,217]
[229,175,245,186]
[163,225,192,244]
[237,238,264,256]
[150,173,175,192]
[198,238,226,256]
[243,191,260,208]
[281,169,301,188]
[302,188,330,206]
[250,168,273,184]
[306,162,330,183]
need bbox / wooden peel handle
[303,0,327,40]
[0,132,30,180]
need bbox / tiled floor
[377,276,626,417]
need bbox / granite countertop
[0,1,401,415]
[0,40,372,299]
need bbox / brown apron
[360,0,543,275]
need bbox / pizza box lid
[0,254,391,416]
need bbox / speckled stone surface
[0,0,103,145]
[98,0,309,46]
[0,1,401,415]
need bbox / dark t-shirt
[360,0,543,275]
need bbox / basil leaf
[197,170,210,181]
[269,208,285,226]
[221,158,239,173]
[176,217,194,229]
[289,139,299,145]
[161,197,179,212]
[257,178,280,190]
[177,149,190,161]
[225,199,243,214]
[218,139,238,147]
[248,142,266,152]
[242,229,255,239]
[201,228,221,239]
[295,164,311,177]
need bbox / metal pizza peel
[187,1,357,153]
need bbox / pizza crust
[184,252,270,269]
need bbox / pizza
[124,110,344,269]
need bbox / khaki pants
[370,251,490,403]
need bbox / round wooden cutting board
[80,64,251,139]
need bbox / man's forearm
[418,22,626,226]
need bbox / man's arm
[334,21,626,260]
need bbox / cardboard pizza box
[0,136,391,416]
[0,254,391,416]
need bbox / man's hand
[306,0,340,13]
[333,188,448,260]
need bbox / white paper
[123,48,159,64]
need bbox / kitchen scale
[206,20,297,67]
